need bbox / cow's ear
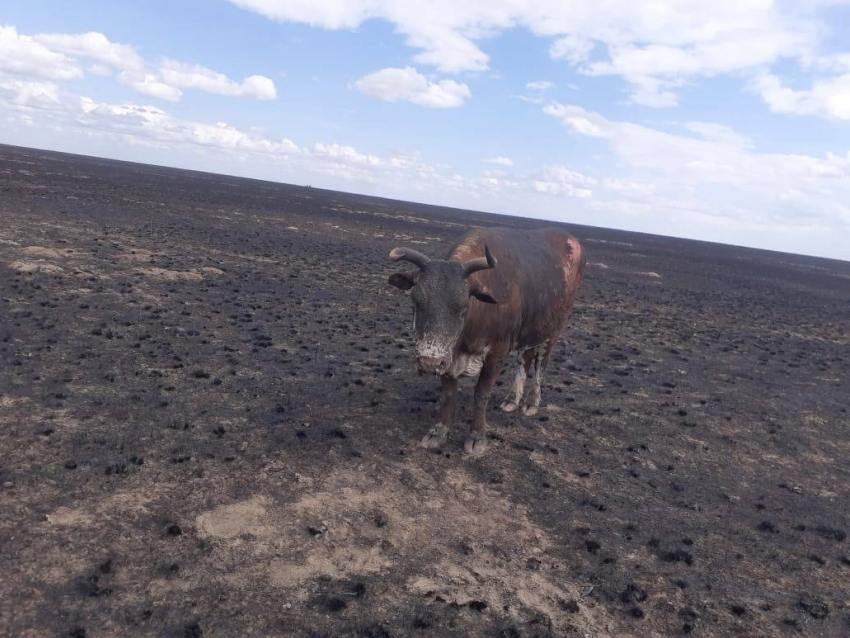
[388,270,419,291]
[470,284,497,304]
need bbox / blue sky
[2,1,850,260]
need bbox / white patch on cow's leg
[500,352,526,412]
[522,346,545,417]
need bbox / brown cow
[388,227,586,456]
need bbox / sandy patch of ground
[135,267,224,281]
[119,248,157,262]
[46,508,94,527]
[22,246,75,259]
[196,496,274,539]
[8,245,82,273]
[10,260,64,273]
[190,466,618,635]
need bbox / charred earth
[1,144,848,637]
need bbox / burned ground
[0,143,848,637]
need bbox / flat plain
[1,143,848,637]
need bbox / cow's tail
[577,240,587,277]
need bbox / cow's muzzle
[416,355,450,376]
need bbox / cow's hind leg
[522,338,557,417]
[500,349,534,412]
[421,375,457,449]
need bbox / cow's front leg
[420,375,457,449]
[464,348,506,456]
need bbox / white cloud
[89,64,112,76]
[751,73,850,121]
[685,122,753,148]
[313,142,380,166]
[485,156,513,166]
[122,72,183,102]
[549,36,594,65]
[0,79,60,106]
[581,29,810,106]
[78,97,298,155]
[542,165,596,187]
[533,165,595,198]
[1,24,276,103]
[512,94,543,104]
[543,101,850,231]
[229,0,826,106]
[33,31,145,73]
[525,80,553,91]
[0,25,81,81]
[159,60,277,100]
[533,180,593,198]
[601,177,657,197]
[354,66,470,108]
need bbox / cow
[388,227,586,456]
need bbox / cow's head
[388,245,497,375]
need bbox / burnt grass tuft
[324,596,348,612]
[1,145,848,636]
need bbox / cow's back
[449,227,584,350]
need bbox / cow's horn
[389,247,430,268]
[462,244,497,277]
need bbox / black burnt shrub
[411,608,434,629]
[814,525,846,542]
[324,596,347,612]
[73,574,111,597]
[798,594,829,619]
[660,549,693,565]
[358,624,391,638]
[561,599,580,613]
[620,584,648,604]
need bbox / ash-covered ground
[1,144,848,637]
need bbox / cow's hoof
[500,400,519,413]
[420,424,449,449]
[522,405,539,417]
[463,434,489,457]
